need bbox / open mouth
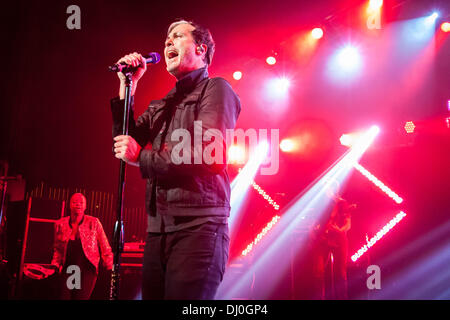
[167,50,179,60]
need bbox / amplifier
[122,242,144,267]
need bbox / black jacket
[111,68,241,218]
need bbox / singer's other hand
[117,52,147,99]
[113,135,141,167]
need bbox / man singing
[110,19,241,299]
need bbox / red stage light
[404,121,415,134]
[442,22,450,33]
[351,211,406,262]
[251,182,280,211]
[354,163,403,204]
[311,27,324,39]
[266,56,276,65]
[242,215,281,256]
[233,71,242,80]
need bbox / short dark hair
[168,19,215,66]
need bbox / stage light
[218,126,379,299]
[337,46,361,70]
[265,77,290,100]
[368,0,383,11]
[311,27,324,39]
[340,126,379,148]
[233,71,242,80]
[354,163,403,204]
[228,145,245,164]
[329,45,363,79]
[229,141,270,233]
[425,12,439,26]
[351,211,407,262]
[404,121,415,134]
[280,139,295,152]
[250,180,280,211]
[266,56,277,65]
[371,125,380,135]
[242,215,281,256]
[441,22,450,32]
[340,134,354,147]
[273,77,290,93]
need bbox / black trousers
[142,222,229,300]
[60,263,97,300]
[312,238,348,300]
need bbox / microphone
[108,52,161,73]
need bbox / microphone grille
[147,52,161,64]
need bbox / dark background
[1,0,449,299]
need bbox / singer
[110,19,241,299]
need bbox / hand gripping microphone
[108,52,161,73]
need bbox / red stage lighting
[351,211,406,262]
[441,22,450,32]
[354,163,403,204]
[266,56,276,65]
[242,215,281,256]
[404,121,415,134]
[311,27,324,39]
[233,71,242,80]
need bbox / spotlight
[404,121,415,134]
[441,22,450,32]
[280,139,296,152]
[351,211,407,262]
[273,78,290,94]
[368,0,383,11]
[311,27,324,39]
[233,71,242,80]
[266,56,277,65]
[228,145,245,164]
[337,46,360,69]
[265,77,290,99]
[340,134,354,147]
[339,127,378,147]
[370,125,380,135]
[425,12,439,26]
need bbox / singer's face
[165,23,204,79]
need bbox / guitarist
[311,181,353,300]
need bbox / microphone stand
[109,73,133,300]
